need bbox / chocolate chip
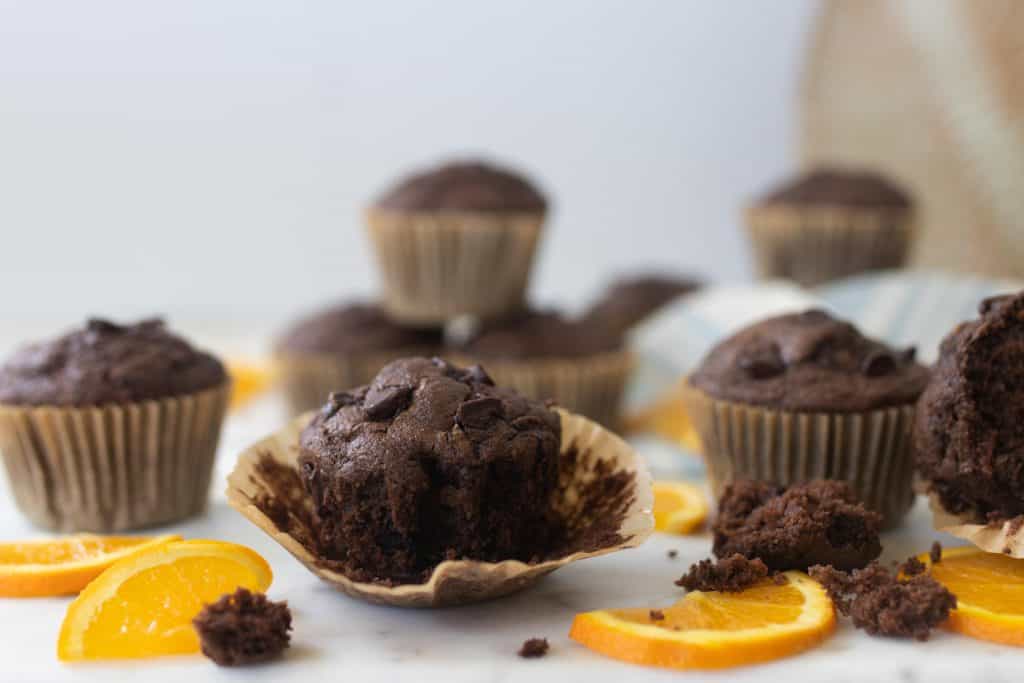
[862,351,896,377]
[461,364,494,386]
[322,390,361,418]
[738,346,785,380]
[456,397,505,430]
[364,384,413,420]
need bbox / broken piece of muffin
[193,588,292,666]
[713,480,882,571]
[675,554,770,593]
[518,638,550,658]
[809,563,956,640]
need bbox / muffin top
[583,273,701,334]
[689,309,929,412]
[915,292,1024,519]
[373,160,547,213]
[755,167,912,209]
[0,318,226,407]
[277,303,441,355]
[453,309,624,360]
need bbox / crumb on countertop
[675,554,769,593]
[518,638,550,659]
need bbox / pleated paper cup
[745,204,915,287]
[226,408,653,608]
[447,350,634,429]
[0,383,229,532]
[681,380,916,527]
[366,208,545,325]
[275,348,436,416]
[927,493,1024,558]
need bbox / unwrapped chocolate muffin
[0,318,229,531]
[366,160,548,324]
[275,302,441,415]
[746,167,914,287]
[683,309,929,524]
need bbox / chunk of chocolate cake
[298,357,563,583]
[675,554,770,593]
[713,480,882,571]
[193,588,292,666]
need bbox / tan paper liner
[226,408,653,608]
[745,204,915,287]
[926,492,1024,558]
[275,348,437,416]
[0,383,230,532]
[681,380,916,527]
[446,350,634,429]
[366,208,545,325]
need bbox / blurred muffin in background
[447,309,632,428]
[582,273,701,336]
[275,302,442,415]
[366,160,548,325]
[745,167,915,287]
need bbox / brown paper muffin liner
[226,408,653,608]
[275,348,436,416]
[366,208,545,325]
[0,383,230,532]
[926,492,1024,558]
[681,380,916,527]
[447,350,634,429]
[745,204,915,287]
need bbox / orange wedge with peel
[227,358,275,410]
[0,534,181,598]
[919,546,1024,646]
[58,539,272,661]
[570,572,835,670]
[652,481,708,535]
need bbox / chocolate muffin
[297,357,563,584]
[275,302,441,414]
[448,309,632,427]
[366,159,548,324]
[916,292,1024,520]
[583,273,701,335]
[0,318,230,531]
[684,309,928,523]
[746,166,915,287]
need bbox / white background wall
[0,1,817,331]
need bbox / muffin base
[0,383,229,532]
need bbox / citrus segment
[570,572,834,670]
[652,481,708,535]
[227,358,275,410]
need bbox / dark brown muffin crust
[193,588,292,666]
[277,302,442,355]
[756,167,912,209]
[298,357,563,583]
[675,554,770,593]
[915,292,1024,520]
[374,160,546,213]
[0,318,226,407]
[583,273,701,334]
[689,309,929,412]
[713,480,882,572]
[453,309,624,360]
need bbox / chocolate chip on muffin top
[0,318,226,407]
[374,160,547,213]
[276,302,441,355]
[453,309,624,360]
[756,167,912,208]
[689,309,929,412]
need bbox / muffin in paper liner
[275,348,436,416]
[926,493,1024,558]
[745,204,914,287]
[366,208,545,325]
[0,383,230,532]
[226,408,653,608]
[681,380,916,527]
[445,350,634,430]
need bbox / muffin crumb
[900,556,926,577]
[675,554,769,593]
[193,588,291,666]
[649,609,665,621]
[518,638,549,658]
[929,542,942,564]
[667,549,678,560]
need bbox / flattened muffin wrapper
[0,383,229,532]
[926,492,1024,558]
[745,204,915,287]
[681,381,916,527]
[275,348,437,417]
[366,208,545,325]
[225,408,653,608]
[446,350,634,430]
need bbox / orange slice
[652,481,708,535]
[0,534,181,598]
[58,539,272,661]
[622,380,701,453]
[920,546,1024,646]
[227,358,275,410]
[570,572,835,670]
